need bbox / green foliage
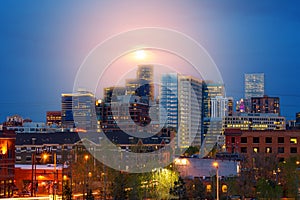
[184,146,199,157]
[279,156,300,198]
[169,176,188,199]
[256,178,282,199]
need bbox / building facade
[160,73,178,130]
[61,90,97,130]
[46,111,62,127]
[178,75,203,149]
[224,113,285,131]
[225,129,300,161]
[125,65,154,103]
[244,73,265,99]
[0,129,16,198]
[251,95,280,115]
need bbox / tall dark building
[251,95,280,115]
[125,65,154,103]
[103,86,126,103]
[61,90,97,130]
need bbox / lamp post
[83,155,89,199]
[31,150,37,197]
[296,161,300,199]
[213,161,219,200]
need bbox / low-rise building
[224,113,285,131]
[0,129,16,197]
[225,129,300,161]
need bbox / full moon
[134,50,146,60]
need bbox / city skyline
[0,1,300,121]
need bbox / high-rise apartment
[244,73,265,99]
[160,73,178,130]
[160,74,202,149]
[178,75,203,149]
[251,95,280,115]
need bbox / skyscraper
[244,73,265,99]
[202,82,225,138]
[160,74,203,149]
[202,82,225,119]
[160,73,178,130]
[61,90,97,130]
[178,75,202,149]
[125,65,154,102]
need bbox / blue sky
[0,1,300,121]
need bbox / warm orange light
[1,146,7,155]
[296,161,300,165]
[213,161,219,168]
[174,158,188,166]
[84,155,89,160]
[134,50,146,60]
[38,175,45,180]
[63,175,68,180]
[42,153,48,160]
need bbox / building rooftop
[15,132,81,145]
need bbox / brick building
[225,129,300,161]
[0,129,16,197]
[14,164,63,196]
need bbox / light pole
[84,155,89,199]
[213,161,219,200]
[53,152,57,200]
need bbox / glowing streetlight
[213,161,219,200]
[83,155,89,199]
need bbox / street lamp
[84,155,89,199]
[213,161,219,200]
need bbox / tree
[184,146,199,157]
[170,176,188,199]
[279,156,300,198]
[62,184,72,200]
[256,178,282,199]
[185,177,206,199]
[111,171,128,200]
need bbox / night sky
[0,1,300,122]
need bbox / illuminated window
[265,147,272,153]
[290,137,297,144]
[222,185,228,193]
[253,147,259,153]
[206,184,212,192]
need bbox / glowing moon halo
[134,50,146,60]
